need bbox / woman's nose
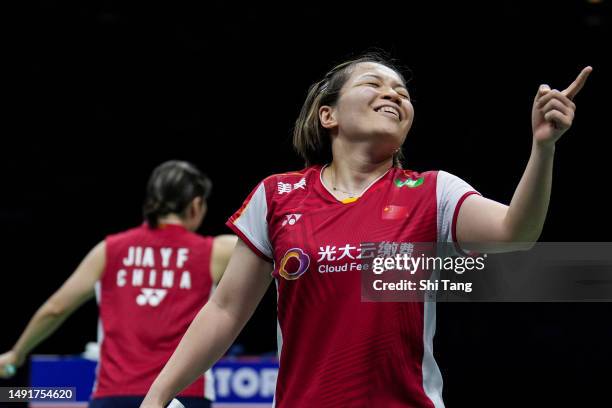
[380,87,402,104]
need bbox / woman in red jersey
[140,54,591,408]
[0,160,237,408]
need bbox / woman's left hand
[532,66,592,147]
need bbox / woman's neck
[157,214,186,227]
[325,154,393,198]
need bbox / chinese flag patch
[382,205,409,220]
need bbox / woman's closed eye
[365,82,409,98]
[397,91,410,99]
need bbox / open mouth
[374,106,400,120]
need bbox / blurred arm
[210,234,238,284]
[0,241,105,378]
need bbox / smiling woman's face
[322,62,414,157]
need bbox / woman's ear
[319,105,337,130]
[190,196,204,217]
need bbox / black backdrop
[2,1,611,406]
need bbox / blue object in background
[30,355,279,407]
[30,355,97,402]
[212,357,278,403]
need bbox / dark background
[2,1,611,406]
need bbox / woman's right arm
[141,238,273,407]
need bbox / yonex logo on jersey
[136,288,168,307]
[394,177,424,188]
[279,248,310,280]
[277,177,307,195]
[282,214,302,226]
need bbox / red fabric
[451,191,481,256]
[93,224,213,398]
[227,166,449,407]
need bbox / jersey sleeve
[436,170,481,253]
[226,181,273,262]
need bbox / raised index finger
[562,66,593,100]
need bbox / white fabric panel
[233,182,273,258]
[422,275,445,408]
[436,170,478,245]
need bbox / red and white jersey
[226,165,479,408]
[93,223,215,399]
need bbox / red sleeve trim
[225,221,273,263]
[451,191,481,256]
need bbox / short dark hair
[293,51,410,167]
[142,160,212,228]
